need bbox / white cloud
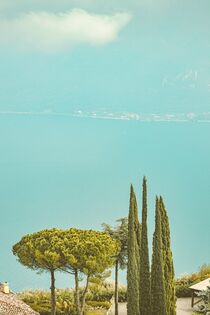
[0,9,131,52]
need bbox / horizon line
[0,110,210,123]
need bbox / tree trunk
[50,270,56,315]
[80,275,90,315]
[74,270,81,315]
[115,259,119,315]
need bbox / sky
[0,0,210,292]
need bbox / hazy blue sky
[0,0,209,292]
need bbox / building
[189,277,210,307]
[0,283,39,315]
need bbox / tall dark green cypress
[151,197,166,315]
[139,177,151,315]
[159,196,176,315]
[137,220,141,306]
[127,185,140,315]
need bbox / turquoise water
[0,115,209,291]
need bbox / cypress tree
[127,185,140,315]
[159,196,176,315]
[139,177,151,315]
[151,197,166,315]
[137,221,141,274]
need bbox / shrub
[193,284,210,314]
[175,284,192,298]
[118,286,127,302]
[18,289,76,315]
[86,301,111,310]
[175,264,210,298]
[86,283,127,303]
[86,286,113,302]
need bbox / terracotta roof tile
[0,292,39,315]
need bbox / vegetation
[194,283,210,314]
[86,283,113,302]
[127,185,141,315]
[85,301,111,309]
[159,197,176,315]
[139,177,151,315]
[175,264,210,297]
[18,269,210,315]
[85,282,126,303]
[13,228,119,315]
[102,217,128,315]
[151,197,166,315]
[13,228,65,315]
[60,228,119,315]
[127,178,176,315]
[18,283,115,315]
[18,289,76,315]
[12,176,182,315]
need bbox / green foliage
[151,197,166,315]
[86,282,113,302]
[139,177,151,315]
[61,228,119,315]
[117,286,127,302]
[198,264,210,279]
[159,197,176,315]
[102,217,128,315]
[13,228,64,272]
[175,264,210,298]
[102,217,128,269]
[175,284,192,298]
[85,301,111,310]
[13,227,119,278]
[86,282,127,303]
[89,271,112,286]
[127,185,140,315]
[18,289,76,315]
[62,228,119,275]
[18,284,119,315]
[13,228,119,315]
[13,228,65,315]
[194,284,210,314]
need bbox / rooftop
[189,277,210,292]
[0,283,38,315]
